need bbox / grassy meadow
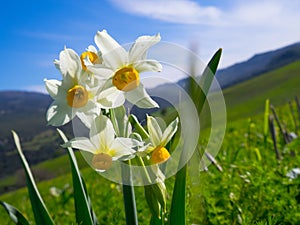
[1,61,300,224]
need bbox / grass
[224,60,300,120]
[0,151,88,193]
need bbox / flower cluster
[45,30,179,172]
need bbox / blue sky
[1,0,300,92]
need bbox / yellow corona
[112,66,140,92]
[92,153,113,170]
[151,146,170,164]
[66,85,88,108]
[80,51,100,71]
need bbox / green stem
[109,108,120,136]
[122,161,138,225]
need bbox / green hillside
[224,60,300,120]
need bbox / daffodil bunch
[2,26,223,225]
[43,29,180,223]
[45,30,178,172]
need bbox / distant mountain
[0,91,51,140]
[0,91,70,180]
[216,42,300,88]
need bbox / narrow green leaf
[12,131,55,225]
[263,99,270,146]
[0,201,30,225]
[121,162,138,225]
[57,129,95,225]
[169,164,187,225]
[169,48,222,225]
[196,48,222,113]
[129,114,149,139]
[150,211,163,225]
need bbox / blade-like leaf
[168,164,187,225]
[129,114,149,139]
[121,162,138,225]
[169,49,222,225]
[0,201,30,225]
[263,99,270,146]
[12,131,55,225]
[150,215,163,225]
[57,129,95,225]
[191,48,222,114]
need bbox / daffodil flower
[145,116,179,164]
[86,30,162,109]
[45,47,101,127]
[63,114,139,171]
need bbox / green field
[1,61,300,224]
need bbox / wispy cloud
[109,0,221,25]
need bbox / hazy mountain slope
[216,42,300,88]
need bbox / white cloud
[228,1,282,26]
[191,0,300,68]
[109,0,221,25]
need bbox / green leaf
[168,164,187,225]
[121,162,138,225]
[190,48,222,114]
[57,129,95,225]
[169,48,222,225]
[129,114,149,139]
[263,99,270,146]
[150,214,163,225]
[0,201,30,225]
[11,131,55,225]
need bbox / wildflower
[145,116,179,164]
[63,115,139,171]
[87,30,162,108]
[45,48,100,127]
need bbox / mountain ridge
[216,41,300,88]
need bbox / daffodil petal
[46,101,73,126]
[110,138,136,160]
[76,106,98,129]
[129,34,161,62]
[160,117,179,146]
[63,137,96,154]
[94,30,128,69]
[58,47,81,77]
[125,84,159,108]
[98,87,125,108]
[90,115,115,150]
[147,115,163,146]
[85,63,113,79]
[44,79,61,99]
[134,59,162,73]
[86,45,98,53]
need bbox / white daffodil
[86,30,162,109]
[45,47,101,127]
[63,114,139,171]
[145,116,179,164]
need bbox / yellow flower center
[151,146,170,164]
[80,51,100,71]
[112,66,140,92]
[66,85,89,108]
[92,153,113,170]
